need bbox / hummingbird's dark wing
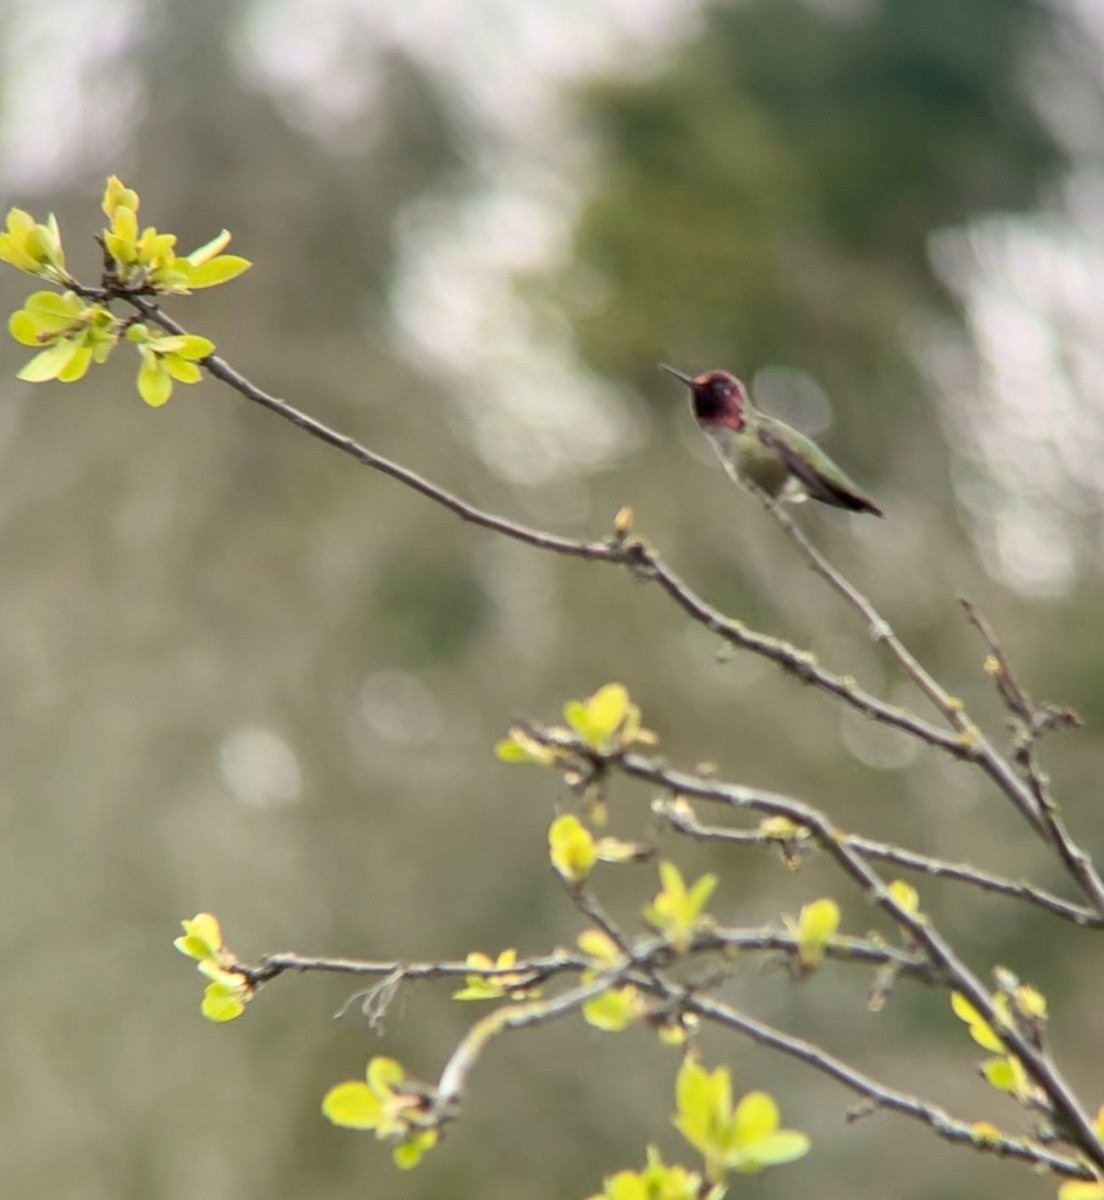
[757,418,884,517]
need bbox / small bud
[613,506,634,535]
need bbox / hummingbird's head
[658,365,746,430]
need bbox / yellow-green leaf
[0,208,41,272]
[26,220,63,269]
[452,948,535,1000]
[582,986,640,1032]
[981,1057,1019,1094]
[950,992,1004,1053]
[674,1057,730,1154]
[888,879,919,914]
[1015,983,1047,1021]
[17,339,80,382]
[137,354,172,407]
[1059,1182,1104,1200]
[791,897,840,967]
[8,310,42,345]
[57,342,92,383]
[563,683,634,748]
[590,1150,704,1200]
[494,728,557,765]
[23,289,82,324]
[562,699,589,733]
[495,739,532,762]
[136,227,176,266]
[644,861,717,951]
[595,836,644,864]
[731,1090,778,1146]
[185,229,232,265]
[174,912,224,961]
[164,356,203,384]
[620,703,657,747]
[687,871,719,914]
[322,1081,383,1129]
[111,204,138,248]
[183,254,252,288]
[173,333,214,359]
[759,815,805,839]
[578,928,622,966]
[968,1121,1004,1145]
[103,231,135,266]
[393,1129,437,1169]
[728,1129,810,1173]
[0,209,66,279]
[200,982,246,1022]
[549,813,597,882]
[366,1056,405,1093]
[102,176,140,219]
[638,1148,704,1200]
[588,1169,648,1200]
[586,683,629,738]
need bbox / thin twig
[845,833,1100,926]
[435,971,624,1109]
[654,799,1102,927]
[759,497,1104,914]
[692,926,939,982]
[959,598,1081,744]
[958,599,1101,907]
[238,950,587,987]
[760,499,1040,828]
[565,881,634,953]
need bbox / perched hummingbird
[660,364,883,517]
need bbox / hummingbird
[660,364,883,517]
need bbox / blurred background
[2,0,1104,1196]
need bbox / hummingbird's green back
[704,409,882,516]
[754,412,882,515]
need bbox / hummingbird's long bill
[658,363,695,387]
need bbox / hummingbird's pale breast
[704,423,795,501]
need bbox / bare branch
[657,986,1091,1180]
[86,291,983,764]
[434,972,625,1111]
[237,949,587,988]
[654,798,1102,927]
[758,496,1104,912]
[958,599,1102,909]
[959,598,1081,741]
[521,727,1104,1169]
[692,926,939,982]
